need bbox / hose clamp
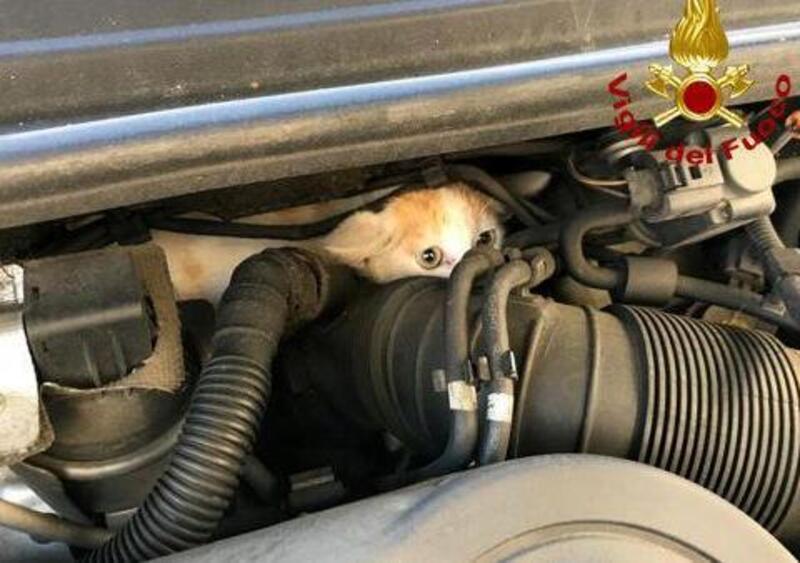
[477,356,492,382]
[498,350,518,380]
[487,392,514,423]
[461,360,476,385]
[447,381,478,412]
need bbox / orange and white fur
[154,184,504,304]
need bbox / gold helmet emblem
[646,0,754,128]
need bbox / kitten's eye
[476,229,497,247]
[417,246,443,269]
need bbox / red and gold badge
[646,0,754,128]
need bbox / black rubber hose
[241,456,281,504]
[478,260,533,465]
[559,205,798,331]
[773,181,800,246]
[560,204,633,290]
[445,164,555,226]
[744,216,800,325]
[146,214,344,240]
[145,187,406,240]
[374,249,504,490]
[0,499,112,549]
[747,216,786,275]
[504,222,562,249]
[34,223,112,258]
[408,249,504,480]
[148,166,552,240]
[84,248,347,562]
[674,276,798,332]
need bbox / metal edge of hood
[0,21,799,229]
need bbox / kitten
[153,183,503,304]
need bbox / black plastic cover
[23,248,155,388]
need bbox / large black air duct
[281,278,800,547]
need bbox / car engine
[1,104,800,562]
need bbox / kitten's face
[323,184,503,282]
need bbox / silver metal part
[721,139,777,197]
[447,381,477,412]
[486,393,514,423]
[0,264,41,461]
[0,265,24,306]
[623,126,777,247]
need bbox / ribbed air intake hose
[83,248,352,563]
[746,216,800,325]
[618,307,800,533]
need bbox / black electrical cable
[144,187,407,241]
[241,456,281,504]
[146,213,346,240]
[674,276,798,333]
[776,157,800,185]
[34,222,112,258]
[149,166,554,240]
[773,180,800,248]
[0,499,112,550]
[84,249,354,562]
[559,204,799,332]
[747,216,787,278]
[445,164,555,225]
[745,216,800,325]
[504,222,562,249]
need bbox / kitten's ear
[487,197,511,220]
[457,183,508,220]
[475,193,510,222]
[321,210,394,267]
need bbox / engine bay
[3,100,800,561]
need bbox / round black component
[161,455,795,563]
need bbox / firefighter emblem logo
[646,0,754,128]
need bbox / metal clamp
[497,350,518,380]
[486,392,514,423]
[447,381,478,412]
